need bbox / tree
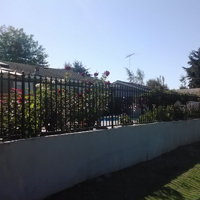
[182,48,200,88]
[0,25,48,66]
[146,76,168,90]
[179,75,187,89]
[125,67,145,85]
[64,60,90,76]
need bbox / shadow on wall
[44,141,200,200]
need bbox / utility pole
[125,53,134,70]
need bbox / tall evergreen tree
[182,48,200,88]
[64,60,90,76]
[0,25,48,66]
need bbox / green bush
[138,103,200,123]
[119,113,132,126]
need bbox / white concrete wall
[1,119,200,200]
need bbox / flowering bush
[0,69,112,138]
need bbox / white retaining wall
[1,119,200,200]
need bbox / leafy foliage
[119,113,132,126]
[138,90,200,123]
[146,76,168,90]
[0,25,48,66]
[125,68,145,85]
[138,103,200,123]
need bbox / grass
[143,164,200,200]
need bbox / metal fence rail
[0,71,199,141]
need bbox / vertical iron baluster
[92,82,95,129]
[14,72,17,137]
[81,81,84,129]
[7,72,10,136]
[108,84,110,127]
[73,80,75,131]
[84,81,87,129]
[34,74,36,136]
[45,77,47,133]
[133,86,136,122]
[65,78,67,131]
[39,76,42,134]
[50,77,53,130]
[126,85,129,124]
[55,78,57,132]
[147,88,150,122]
[105,83,108,127]
[21,72,25,138]
[95,82,98,127]
[0,70,3,138]
[111,85,114,128]
[130,86,133,123]
[119,84,121,125]
[135,85,138,122]
[116,84,119,125]
[69,79,71,131]
[94,83,99,127]
[60,79,63,131]
[99,82,101,128]
[101,82,104,127]
[77,81,79,130]
[28,74,31,135]
[88,81,91,128]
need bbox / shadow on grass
[143,186,184,200]
[44,142,200,200]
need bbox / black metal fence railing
[0,70,200,141]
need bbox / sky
[1,0,200,89]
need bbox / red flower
[89,81,93,85]
[78,93,82,98]
[11,88,16,92]
[104,71,110,76]
[81,72,85,76]
[94,72,98,77]
[0,100,5,103]
[82,80,86,83]
[16,89,22,94]
[86,89,89,93]
[65,66,71,70]
[58,89,61,94]
[106,81,110,85]
[18,97,22,103]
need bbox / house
[112,80,151,117]
[112,80,150,97]
[0,60,96,95]
[0,60,95,80]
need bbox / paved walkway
[44,141,200,200]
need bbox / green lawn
[144,164,200,200]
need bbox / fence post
[111,85,114,128]
[21,72,25,138]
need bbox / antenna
[125,53,135,70]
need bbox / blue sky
[1,0,200,89]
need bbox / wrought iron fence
[0,70,199,141]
